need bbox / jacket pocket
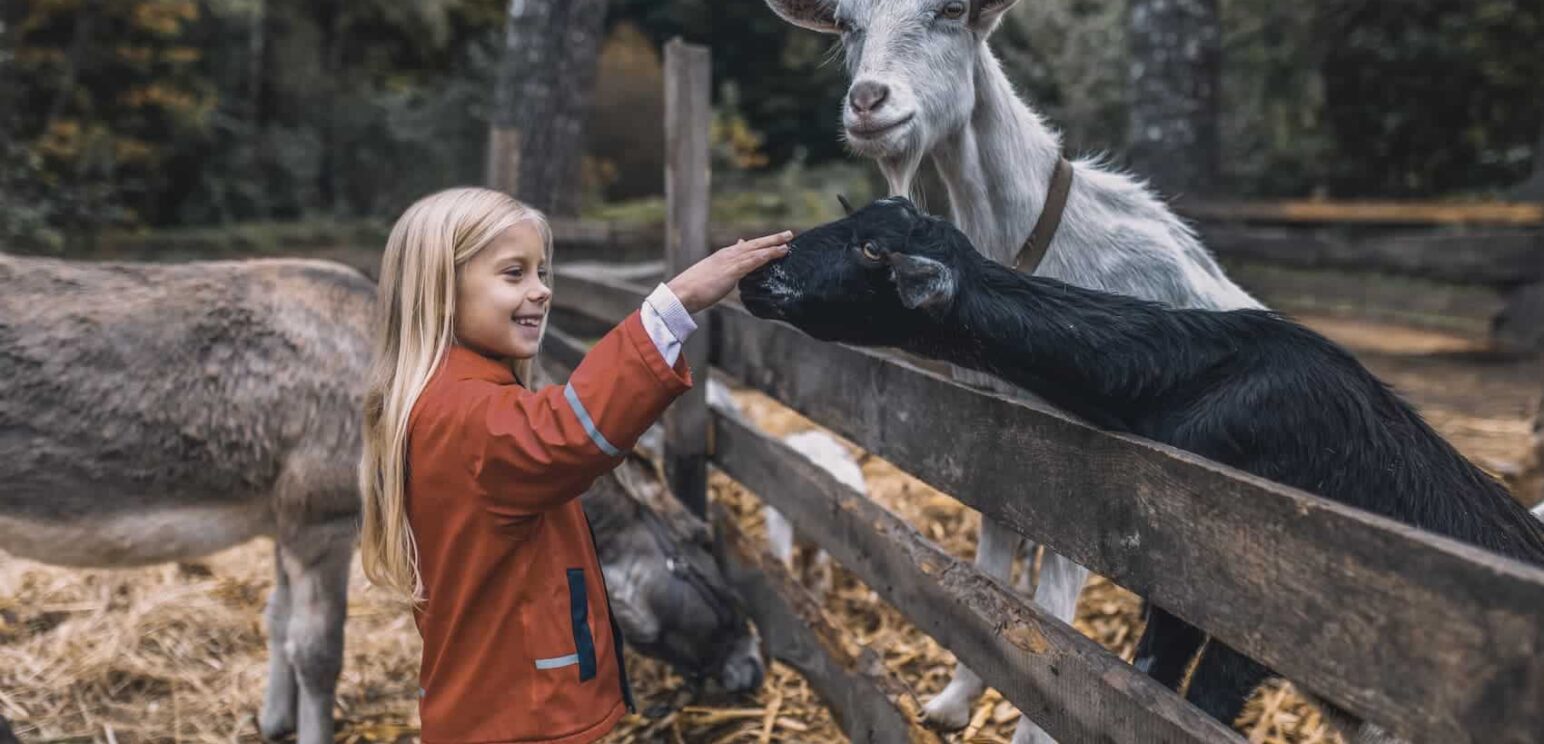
[531,568,597,683]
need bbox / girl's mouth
[513,317,542,328]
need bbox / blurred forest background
[1,0,1542,252]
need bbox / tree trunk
[0,0,19,123]
[1126,0,1221,198]
[314,0,342,213]
[487,0,608,217]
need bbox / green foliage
[584,158,878,227]
[5,0,211,237]
[606,0,852,166]
[1,0,505,249]
[4,0,1542,254]
[1316,0,1543,196]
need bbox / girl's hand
[667,231,793,314]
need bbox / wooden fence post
[663,38,712,516]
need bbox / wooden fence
[540,40,1544,744]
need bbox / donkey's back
[0,253,373,567]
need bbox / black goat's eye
[860,241,883,261]
[939,1,968,19]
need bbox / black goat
[738,196,1544,730]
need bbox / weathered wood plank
[712,413,1242,744]
[662,38,713,516]
[1220,260,1504,336]
[1493,280,1544,353]
[710,303,1544,744]
[540,324,588,375]
[485,126,521,195]
[1176,199,1544,226]
[1197,224,1543,285]
[550,265,650,328]
[711,504,941,744]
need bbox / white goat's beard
[876,148,928,206]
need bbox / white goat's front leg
[764,504,797,567]
[923,517,1020,730]
[1006,550,1090,744]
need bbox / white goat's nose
[848,80,890,114]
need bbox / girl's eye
[860,241,883,261]
[939,1,967,19]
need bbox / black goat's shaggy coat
[739,196,1544,727]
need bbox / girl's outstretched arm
[437,231,791,518]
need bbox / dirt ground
[0,313,1538,744]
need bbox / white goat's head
[764,0,1020,178]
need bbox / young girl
[358,187,790,743]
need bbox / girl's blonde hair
[359,187,553,603]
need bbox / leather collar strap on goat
[1013,155,1075,274]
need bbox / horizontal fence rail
[551,266,1544,743]
[712,411,1241,744]
[711,504,942,743]
[1171,199,1544,227]
[1198,225,1543,286]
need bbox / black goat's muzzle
[737,265,791,320]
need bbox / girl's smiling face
[454,221,551,361]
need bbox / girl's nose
[529,282,552,303]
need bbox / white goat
[763,1,1260,742]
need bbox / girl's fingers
[736,231,793,252]
[735,245,788,274]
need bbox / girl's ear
[887,254,957,311]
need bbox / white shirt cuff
[640,283,698,367]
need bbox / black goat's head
[739,196,972,345]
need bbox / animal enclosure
[542,40,1544,744]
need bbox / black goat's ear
[888,254,956,311]
[837,194,854,215]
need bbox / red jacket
[406,311,692,743]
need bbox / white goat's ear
[888,254,957,311]
[969,0,1021,32]
[763,0,840,33]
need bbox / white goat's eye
[860,241,882,261]
[940,1,968,19]
[835,17,852,33]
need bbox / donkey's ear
[969,0,1021,32]
[763,0,840,34]
[888,254,957,312]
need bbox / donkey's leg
[259,546,299,739]
[1183,641,1272,727]
[1006,549,1091,744]
[1132,604,1207,690]
[922,517,1020,730]
[276,516,354,744]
